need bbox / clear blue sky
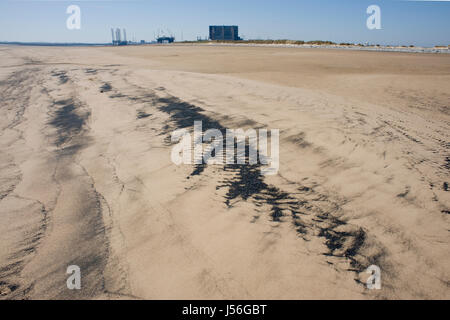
[0,0,449,46]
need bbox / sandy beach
[0,44,449,299]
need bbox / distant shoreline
[0,42,110,47]
[1,41,449,54]
[179,41,450,54]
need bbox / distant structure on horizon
[157,36,175,44]
[111,28,128,45]
[209,26,239,41]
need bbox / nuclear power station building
[111,28,128,45]
[157,36,175,44]
[209,26,239,41]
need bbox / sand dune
[0,44,448,299]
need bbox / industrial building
[157,36,175,44]
[111,28,128,46]
[209,26,239,41]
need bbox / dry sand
[0,44,449,299]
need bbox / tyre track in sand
[0,59,125,299]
